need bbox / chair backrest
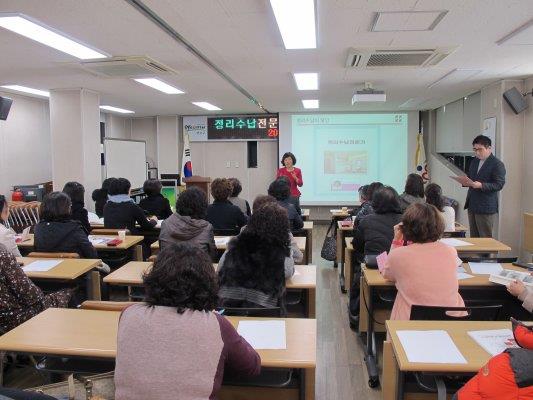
[90,228,130,235]
[28,252,80,259]
[81,301,136,312]
[218,306,282,318]
[410,304,503,321]
[459,256,518,263]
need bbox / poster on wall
[482,117,497,155]
[183,116,207,142]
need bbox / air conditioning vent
[78,56,178,78]
[345,47,456,69]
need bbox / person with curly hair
[268,178,303,231]
[381,202,465,321]
[206,178,247,232]
[115,243,260,400]
[228,177,251,217]
[159,187,216,259]
[218,203,295,312]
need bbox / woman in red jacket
[454,319,533,400]
[276,152,303,210]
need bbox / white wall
[156,115,179,175]
[521,77,533,258]
[0,91,52,197]
[104,113,131,140]
[131,117,157,169]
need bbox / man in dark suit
[464,135,506,237]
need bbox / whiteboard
[104,138,147,190]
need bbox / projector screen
[279,113,410,205]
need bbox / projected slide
[291,114,408,204]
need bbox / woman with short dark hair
[276,151,303,210]
[425,183,455,232]
[91,177,114,218]
[268,178,303,231]
[62,181,91,234]
[159,187,216,259]
[115,243,260,400]
[139,179,172,220]
[399,173,425,211]
[206,178,247,232]
[34,192,98,258]
[381,203,465,321]
[228,178,251,217]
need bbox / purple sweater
[114,304,261,400]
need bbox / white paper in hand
[396,330,467,364]
[23,260,62,272]
[468,262,503,275]
[237,320,287,349]
[467,329,518,356]
[440,238,474,247]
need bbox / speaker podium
[183,176,212,202]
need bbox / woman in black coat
[63,181,91,234]
[139,179,172,220]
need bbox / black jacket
[139,194,172,220]
[464,154,506,214]
[103,201,157,234]
[91,189,107,218]
[34,220,98,259]
[277,199,304,231]
[206,201,247,232]
[71,202,91,234]
[352,212,402,258]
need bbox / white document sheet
[467,329,518,356]
[87,212,100,223]
[457,266,466,273]
[23,260,62,272]
[215,237,230,246]
[468,262,503,275]
[396,330,467,364]
[237,320,287,349]
[457,272,475,280]
[439,238,474,247]
[88,236,112,245]
[330,209,343,213]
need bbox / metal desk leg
[364,284,379,387]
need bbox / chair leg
[435,377,447,400]
[0,351,5,386]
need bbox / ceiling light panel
[0,14,107,59]
[270,0,316,49]
[100,105,134,114]
[0,84,50,97]
[371,11,448,32]
[134,78,184,94]
[293,73,318,90]
[302,99,319,109]
[496,18,533,45]
[192,102,221,111]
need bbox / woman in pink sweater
[382,203,465,320]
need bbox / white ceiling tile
[372,11,447,32]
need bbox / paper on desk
[457,266,466,273]
[467,329,518,356]
[88,236,112,245]
[292,269,301,276]
[457,272,475,280]
[23,259,62,272]
[87,212,100,223]
[215,237,230,246]
[440,238,474,247]
[396,330,467,364]
[237,320,287,349]
[330,209,343,213]
[468,262,503,275]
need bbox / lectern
[183,176,212,203]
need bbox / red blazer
[276,167,303,197]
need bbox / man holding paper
[453,135,506,237]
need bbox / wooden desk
[336,222,353,292]
[105,263,317,318]
[0,308,316,400]
[447,237,511,253]
[298,221,313,264]
[18,257,102,300]
[383,320,513,400]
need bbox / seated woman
[425,183,455,232]
[508,275,533,313]
[0,194,21,257]
[103,177,157,234]
[399,173,425,211]
[268,178,303,231]
[206,178,247,232]
[62,181,91,234]
[114,243,260,400]
[381,203,465,321]
[34,192,99,259]
[159,187,216,259]
[0,245,72,334]
[218,203,294,312]
[91,177,114,218]
[139,179,172,220]
[228,178,251,217]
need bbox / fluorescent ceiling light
[496,18,533,45]
[134,78,184,94]
[99,105,134,114]
[1,84,50,97]
[192,102,221,111]
[270,0,316,49]
[0,15,107,59]
[293,73,318,90]
[302,99,319,109]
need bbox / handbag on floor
[320,220,337,261]
[28,372,115,400]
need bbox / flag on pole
[415,132,429,182]
[181,132,193,185]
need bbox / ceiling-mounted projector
[352,82,386,104]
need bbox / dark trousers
[468,211,496,238]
